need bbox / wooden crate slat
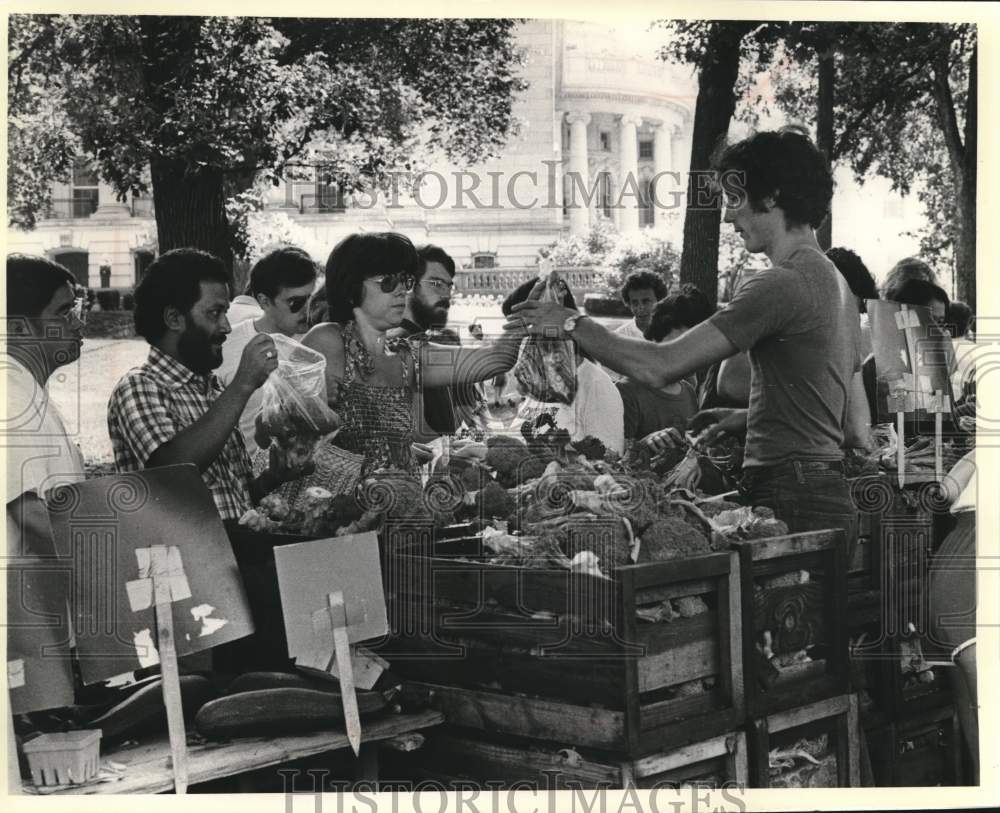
[410,731,625,787]
[735,530,839,562]
[768,693,851,733]
[412,682,629,751]
[637,637,717,692]
[623,552,732,589]
[634,579,716,606]
[631,732,741,778]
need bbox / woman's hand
[640,426,686,454]
[688,408,749,446]
[503,300,576,338]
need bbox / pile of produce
[768,733,837,787]
[238,414,793,578]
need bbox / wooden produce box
[732,530,850,719]
[866,705,965,786]
[382,727,748,790]
[747,694,861,788]
[377,528,744,757]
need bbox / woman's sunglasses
[284,296,310,313]
[369,272,416,293]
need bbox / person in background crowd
[216,247,319,461]
[615,270,668,340]
[927,449,977,782]
[861,278,951,425]
[947,301,976,400]
[107,249,301,522]
[228,280,265,325]
[300,232,522,488]
[6,255,87,557]
[390,244,471,439]
[468,322,485,342]
[826,246,878,358]
[508,128,868,554]
[881,256,938,302]
[5,256,88,745]
[618,286,705,441]
[607,270,669,383]
[5,255,86,500]
[504,277,625,455]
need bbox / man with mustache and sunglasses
[217,246,319,452]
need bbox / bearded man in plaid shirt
[108,249,301,521]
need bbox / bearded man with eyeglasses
[390,244,459,438]
[216,246,319,453]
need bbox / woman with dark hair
[299,232,522,487]
[504,275,625,454]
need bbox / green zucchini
[86,675,217,741]
[195,687,388,739]
[224,671,341,695]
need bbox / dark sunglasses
[369,272,416,293]
[284,296,309,313]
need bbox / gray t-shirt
[709,245,862,469]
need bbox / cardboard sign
[867,300,956,427]
[46,465,254,684]
[273,532,388,671]
[6,496,75,713]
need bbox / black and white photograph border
[2,0,998,811]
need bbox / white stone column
[618,114,642,233]
[652,122,674,228]
[565,112,591,235]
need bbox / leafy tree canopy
[8,15,527,255]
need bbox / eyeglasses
[420,278,454,295]
[368,273,415,293]
[283,296,309,313]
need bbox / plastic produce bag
[256,335,340,471]
[512,268,578,405]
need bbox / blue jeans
[741,459,858,560]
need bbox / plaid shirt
[107,346,253,521]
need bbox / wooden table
[27,710,443,795]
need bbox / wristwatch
[563,312,587,334]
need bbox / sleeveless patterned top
[332,320,418,476]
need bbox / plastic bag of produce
[257,335,340,471]
[511,268,578,405]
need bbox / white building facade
[5,20,699,289]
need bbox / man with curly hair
[507,128,869,552]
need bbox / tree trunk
[815,48,835,251]
[150,156,235,278]
[931,38,976,312]
[679,22,754,306]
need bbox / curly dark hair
[644,283,714,342]
[882,256,938,301]
[826,247,877,313]
[620,270,668,305]
[324,232,418,324]
[713,127,833,230]
[133,249,229,343]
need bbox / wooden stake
[933,390,946,481]
[327,591,361,756]
[153,577,188,794]
[897,411,906,490]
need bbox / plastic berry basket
[22,729,102,786]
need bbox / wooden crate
[747,694,861,788]
[866,705,964,786]
[848,614,954,723]
[732,530,850,718]
[381,727,748,790]
[376,528,744,757]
